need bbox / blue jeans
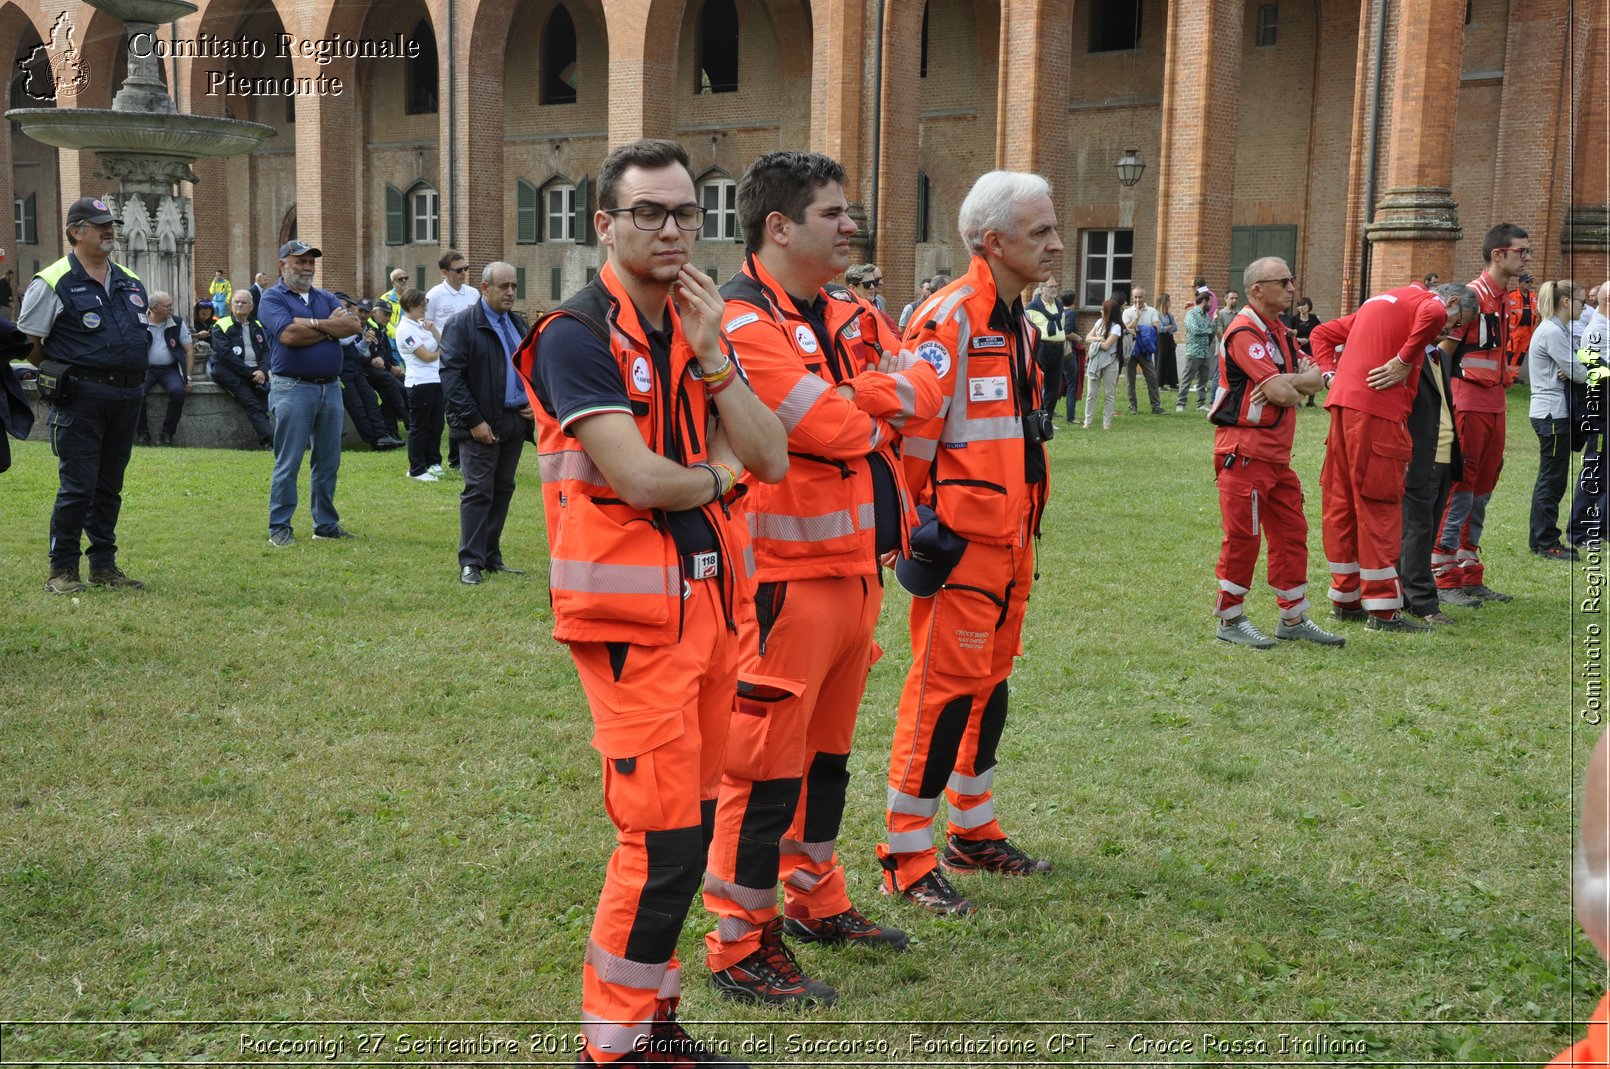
[268,376,343,535]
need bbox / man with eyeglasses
[519,137,786,1067]
[425,250,478,328]
[381,267,409,342]
[1209,257,1336,648]
[1433,223,1530,607]
[700,151,941,1010]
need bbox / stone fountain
[5,0,276,303]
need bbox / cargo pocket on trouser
[47,406,74,458]
[1360,429,1413,501]
[927,580,1004,681]
[593,705,687,835]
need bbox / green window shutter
[575,176,594,246]
[385,185,405,245]
[585,267,597,284]
[515,266,526,300]
[517,180,538,245]
[550,267,563,301]
[916,173,929,244]
[416,266,425,290]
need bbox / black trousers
[406,382,444,475]
[1530,416,1572,551]
[340,360,387,445]
[1035,341,1063,417]
[1571,433,1607,547]
[46,380,140,571]
[136,364,187,438]
[366,365,409,438]
[208,360,272,443]
[1400,461,1453,616]
[458,409,531,568]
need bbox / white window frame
[1256,4,1278,47]
[545,182,576,243]
[698,178,738,241]
[408,185,438,244]
[1081,229,1133,310]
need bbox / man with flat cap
[17,196,151,593]
[256,239,365,547]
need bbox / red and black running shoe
[783,905,910,950]
[938,835,1053,876]
[708,917,838,1008]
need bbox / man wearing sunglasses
[1434,223,1530,607]
[425,250,478,329]
[519,137,786,1067]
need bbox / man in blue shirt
[256,239,364,546]
[440,261,531,584]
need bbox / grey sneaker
[45,569,88,594]
[1276,616,1346,647]
[1437,587,1483,609]
[268,528,294,548]
[313,525,355,540]
[1365,611,1433,633]
[1216,616,1277,649]
[1467,583,1512,603]
[1331,605,1369,622]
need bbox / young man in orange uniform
[1309,282,1475,632]
[1435,223,1531,606]
[1209,257,1338,649]
[877,171,1060,916]
[701,151,942,1008]
[519,138,787,1068]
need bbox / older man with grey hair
[440,261,532,584]
[134,290,194,446]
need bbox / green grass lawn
[0,391,1601,1065]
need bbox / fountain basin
[83,0,198,26]
[4,108,276,158]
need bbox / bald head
[1579,733,1610,956]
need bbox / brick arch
[3,1,58,271]
[675,0,812,153]
[603,0,686,140]
[185,0,297,120]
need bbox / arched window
[406,19,438,113]
[542,5,579,104]
[694,0,738,94]
[696,172,738,241]
[280,205,297,247]
[542,178,577,242]
[920,3,929,78]
[408,182,439,243]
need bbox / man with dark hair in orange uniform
[1505,272,1538,381]
[519,138,787,1068]
[876,170,1060,917]
[701,151,942,1008]
[1435,222,1530,607]
[1548,730,1610,1066]
[1310,282,1475,633]
[1209,257,1336,649]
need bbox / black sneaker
[1537,544,1580,561]
[783,906,909,950]
[313,525,356,540]
[939,834,1053,876]
[881,865,974,915]
[1364,611,1433,633]
[709,918,837,1008]
[1467,583,1512,602]
[1330,606,1369,622]
[576,1012,749,1067]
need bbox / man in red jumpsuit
[878,170,1060,915]
[1309,283,1475,632]
[1435,223,1530,607]
[1209,257,1341,649]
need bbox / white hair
[1242,257,1289,291]
[957,171,1052,255]
[481,261,516,285]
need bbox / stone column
[1154,0,1242,298]
[1362,0,1466,288]
[456,0,509,267]
[873,0,921,302]
[293,57,359,288]
[604,0,685,143]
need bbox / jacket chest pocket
[962,353,1014,412]
[64,290,105,330]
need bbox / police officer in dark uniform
[18,197,151,594]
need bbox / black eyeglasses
[603,203,707,232]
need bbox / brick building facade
[6,0,1607,323]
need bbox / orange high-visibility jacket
[898,256,1049,547]
[720,254,942,579]
[518,261,745,646]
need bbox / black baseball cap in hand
[894,505,969,598]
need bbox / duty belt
[274,373,338,385]
[69,367,144,389]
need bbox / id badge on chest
[689,550,719,580]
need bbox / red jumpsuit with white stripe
[1310,286,1448,616]
[1437,271,1511,589]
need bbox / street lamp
[1116,148,1145,187]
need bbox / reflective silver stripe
[893,373,916,417]
[581,1013,651,1055]
[702,873,779,911]
[776,373,830,432]
[716,915,762,943]
[953,414,1023,443]
[743,543,756,578]
[550,559,678,596]
[751,509,855,543]
[887,828,934,853]
[867,421,885,450]
[1359,566,1397,580]
[779,836,836,864]
[947,767,995,795]
[948,799,996,830]
[1328,587,1362,603]
[538,449,606,484]
[1272,583,1308,600]
[1246,400,1266,423]
[1278,601,1312,622]
[887,788,941,817]
[1215,604,1243,619]
[1217,578,1250,595]
[1455,549,1479,561]
[939,310,975,443]
[1250,488,1260,536]
[930,285,975,326]
[1462,356,1501,372]
[1430,552,1457,565]
[905,437,938,461]
[585,939,670,991]
[658,965,680,999]
[1362,595,1403,610]
[856,503,876,531]
[784,867,824,892]
[1327,560,1361,574]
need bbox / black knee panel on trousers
[624,823,704,963]
[917,695,975,799]
[974,680,1010,774]
[700,797,717,855]
[734,777,803,887]
[801,751,851,843]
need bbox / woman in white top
[396,288,445,480]
[1083,297,1124,430]
[1526,278,1587,558]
